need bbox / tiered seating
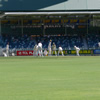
[87,34,100,49]
[1,35,84,50]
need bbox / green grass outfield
[0,56,100,100]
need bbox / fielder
[48,40,52,56]
[58,46,64,56]
[33,44,38,56]
[3,52,7,57]
[37,42,43,57]
[11,48,15,56]
[52,42,57,56]
[6,43,9,57]
[74,46,80,56]
[98,42,100,48]
[44,49,48,56]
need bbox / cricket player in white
[44,49,48,56]
[3,52,7,57]
[52,42,57,56]
[74,46,80,56]
[37,42,43,57]
[33,44,38,56]
[6,43,9,57]
[48,40,52,56]
[58,46,64,56]
[98,42,100,48]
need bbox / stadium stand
[0,34,87,50]
[87,34,100,49]
[0,18,100,51]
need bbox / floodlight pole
[21,18,23,36]
[64,22,67,35]
[65,25,67,35]
[42,19,45,36]
[43,24,45,36]
[87,18,89,35]
[93,15,95,26]
[63,18,67,36]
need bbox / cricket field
[0,56,100,100]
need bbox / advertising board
[17,50,33,56]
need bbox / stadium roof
[0,0,100,18]
[0,0,100,11]
[4,11,100,16]
[40,0,100,11]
